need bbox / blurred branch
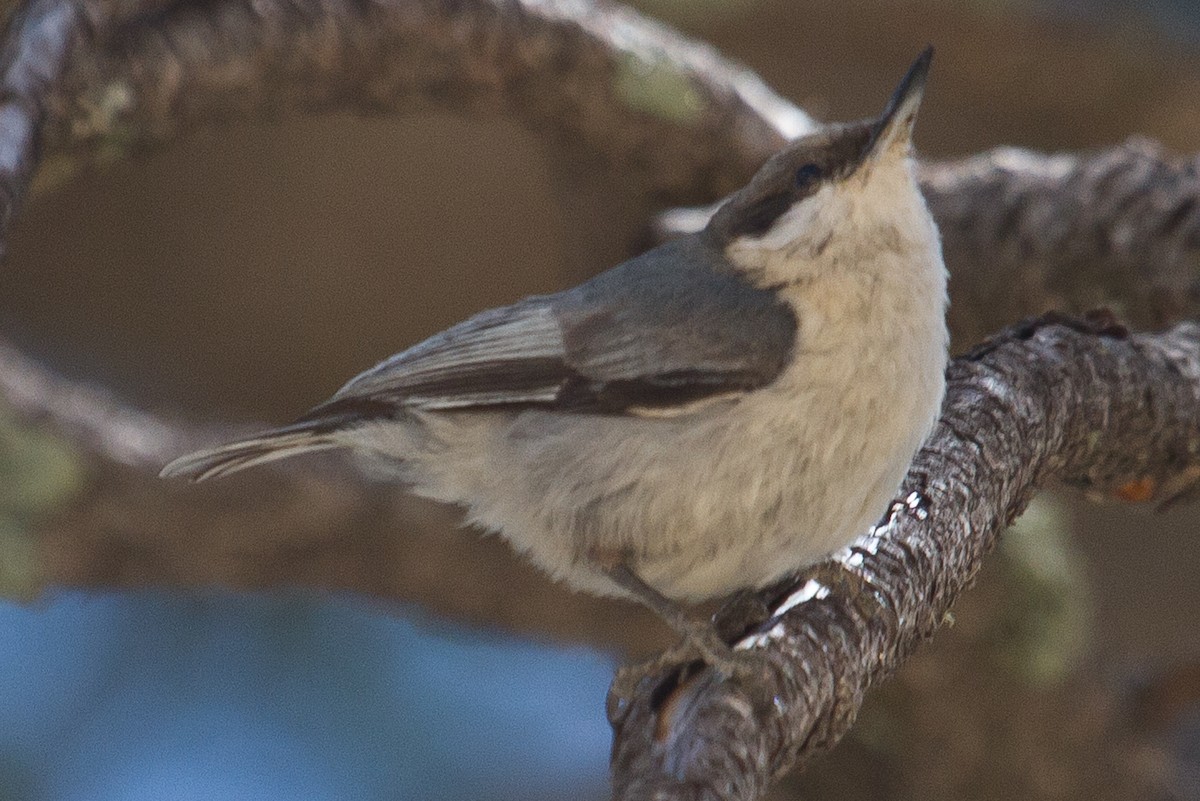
[657,141,1200,346]
[4,0,1196,340]
[20,0,1200,338]
[927,142,1200,346]
[0,337,675,650]
[44,0,809,203]
[611,314,1200,801]
[0,0,88,257]
[0,0,1197,797]
[0,0,179,257]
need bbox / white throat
[723,152,949,410]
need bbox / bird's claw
[606,621,766,724]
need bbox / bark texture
[5,0,1199,334]
[925,143,1200,346]
[45,0,809,204]
[0,0,1198,798]
[611,314,1200,799]
[0,0,1189,642]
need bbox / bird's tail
[159,421,344,482]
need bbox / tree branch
[925,143,1200,345]
[0,0,1197,794]
[610,314,1200,800]
[45,0,808,203]
[0,337,675,650]
[0,0,1195,675]
[20,0,1200,335]
[657,142,1200,345]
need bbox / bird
[163,48,946,691]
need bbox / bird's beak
[865,46,933,163]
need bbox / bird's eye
[794,163,823,189]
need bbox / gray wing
[161,236,797,482]
[301,235,798,423]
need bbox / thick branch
[610,315,1200,800]
[0,0,1197,672]
[0,0,88,253]
[925,143,1200,344]
[46,0,807,203]
[0,0,1189,334]
[0,1,1197,790]
[0,0,1197,348]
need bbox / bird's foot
[607,619,766,723]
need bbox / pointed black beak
[866,46,933,159]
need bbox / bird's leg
[606,563,732,662]
[601,561,764,711]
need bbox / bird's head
[708,47,936,285]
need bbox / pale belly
[387,338,945,603]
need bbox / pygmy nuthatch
[164,48,947,688]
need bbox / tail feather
[160,424,343,482]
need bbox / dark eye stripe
[726,191,793,238]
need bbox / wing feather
[324,303,569,411]
[300,235,798,422]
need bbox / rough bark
[42,0,810,206]
[610,314,1200,800]
[925,143,1200,346]
[0,0,1189,641]
[0,0,1198,798]
[3,0,1198,333]
[658,143,1200,347]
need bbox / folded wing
[305,236,798,420]
[162,236,798,481]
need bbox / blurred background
[2,0,1200,798]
